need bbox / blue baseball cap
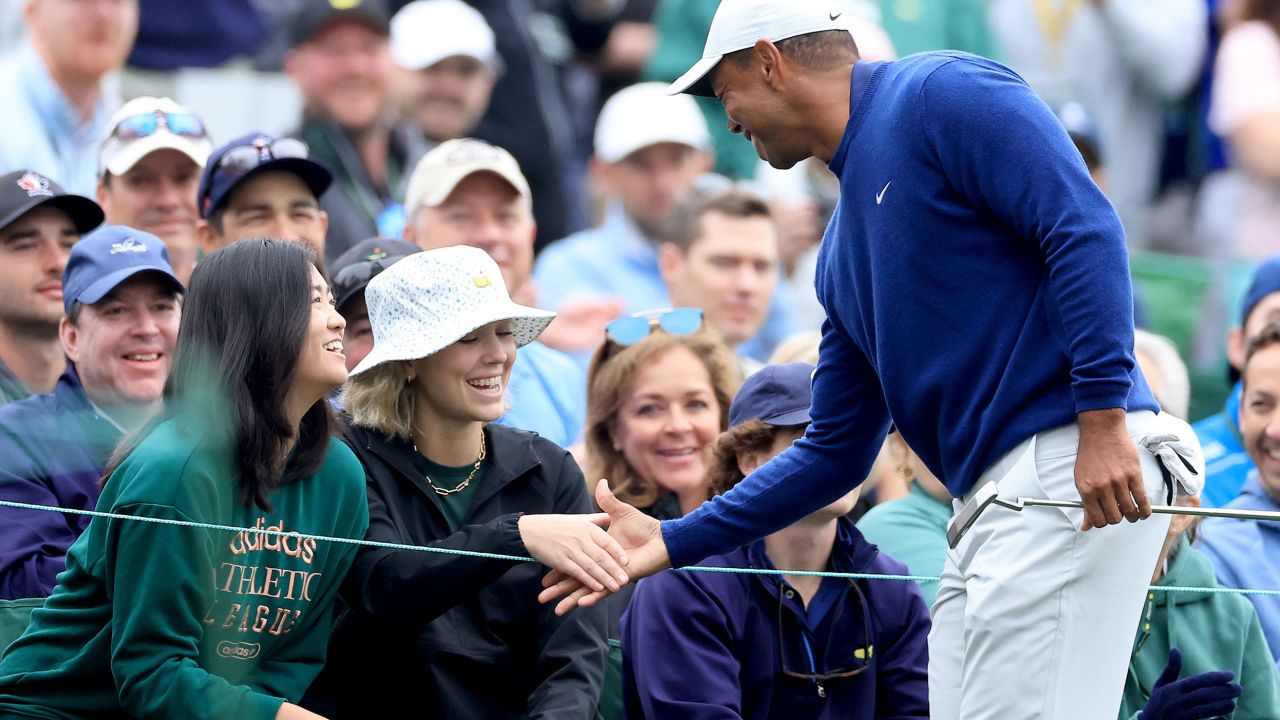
[1241,255,1280,326]
[728,361,816,429]
[62,225,183,314]
[197,133,333,219]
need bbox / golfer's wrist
[1077,407,1125,434]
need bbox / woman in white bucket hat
[302,245,615,719]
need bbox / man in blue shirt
[1194,255,1280,507]
[540,1,1212,717]
[0,225,181,600]
[1198,322,1280,668]
[403,139,586,448]
[0,0,136,196]
[532,82,712,367]
[658,187,782,375]
[537,82,804,367]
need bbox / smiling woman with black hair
[0,238,367,720]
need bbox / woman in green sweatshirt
[1119,495,1280,718]
[0,239,369,720]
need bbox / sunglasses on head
[778,578,875,685]
[604,307,703,346]
[112,111,208,143]
[213,137,311,178]
[332,250,404,292]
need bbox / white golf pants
[929,410,1184,720]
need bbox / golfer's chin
[756,140,804,170]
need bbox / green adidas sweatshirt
[0,418,369,720]
[1119,537,1280,719]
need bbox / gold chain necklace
[416,432,486,496]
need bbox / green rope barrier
[7,499,1280,596]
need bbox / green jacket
[0,419,369,720]
[1119,537,1280,719]
[855,481,951,607]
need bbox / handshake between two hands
[521,479,669,616]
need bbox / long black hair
[106,238,334,510]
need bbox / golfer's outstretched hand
[539,479,669,616]
[1075,408,1151,530]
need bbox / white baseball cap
[390,0,501,73]
[594,82,711,164]
[668,0,853,97]
[350,245,555,377]
[99,97,214,178]
[404,138,531,213]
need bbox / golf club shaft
[1018,498,1280,523]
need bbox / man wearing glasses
[96,97,214,286]
[619,362,930,718]
[195,133,332,259]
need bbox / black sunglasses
[332,249,405,291]
[777,578,875,686]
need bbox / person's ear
[754,38,785,88]
[658,242,683,284]
[196,219,221,255]
[589,156,614,196]
[737,448,765,477]
[59,316,80,364]
[1227,326,1247,372]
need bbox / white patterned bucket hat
[349,245,555,377]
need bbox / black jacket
[303,423,607,719]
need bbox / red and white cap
[668,0,853,97]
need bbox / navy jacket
[0,369,121,599]
[663,53,1157,568]
[621,517,930,719]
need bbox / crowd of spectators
[1,0,1280,718]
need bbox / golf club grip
[1018,498,1280,523]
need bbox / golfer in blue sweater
[539,0,1218,717]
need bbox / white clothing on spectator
[987,0,1206,247]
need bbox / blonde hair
[768,329,821,364]
[344,361,415,440]
[585,329,742,509]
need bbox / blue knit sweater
[664,52,1157,568]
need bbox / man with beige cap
[96,97,214,285]
[403,138,586,448]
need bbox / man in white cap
[539,2,1222,718]
[96,97,214,285]
[403,138,586,449]
[532,82,710,361]
[535,82,799,365]
[390,0,501,150]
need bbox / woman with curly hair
[584,308,741,520]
